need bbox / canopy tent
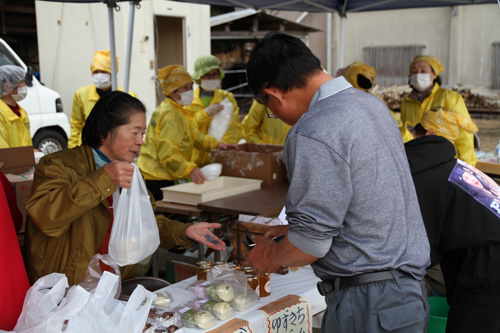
[171,0,497,15]
[40,0,498,88]
[173,0,498,70]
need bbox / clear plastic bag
[208,98,233,141]
[14,273,89,333]
[108,164,160,266]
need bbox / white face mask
[409,73,433,92]
[12,86,28,101]
[93,73,112,90]
[175,89,194,106]
[200,79,220,92]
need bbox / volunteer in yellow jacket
[241,99,291,145]
[0,65,32,148]
[401,55,477,165]
[190,55,243,166]
[25,91,226,286]
[137,65,237,201]
[342,61,413,142]
[68,49,137,148]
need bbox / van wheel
[33,130,67,155]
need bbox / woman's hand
[103,161,134,188]
[185,222,226,251]
[190,168,206,184]
[216,143,239,150]
[205,104,224,116]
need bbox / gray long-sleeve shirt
[285,77,430,280]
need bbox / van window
[0,43,20,67]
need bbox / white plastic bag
[66,271,155,333]
[208,98,233,141]
[14,273,89,333]
[108,164,160,266]
[78,253,121,297]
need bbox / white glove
[206,104,224,116]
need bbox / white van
[0,38,70,155]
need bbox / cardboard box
[0,146,36,233]
[162,176,262,205]
[210,143,287,188]
[232,221,273,266]
[0,146,35,174]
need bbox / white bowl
[201,163,222,180]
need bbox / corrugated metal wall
[492,42,500,89]
[363,45,425,87]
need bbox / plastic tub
[427,297,449,333]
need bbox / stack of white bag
[13,271,155,333]
[208,98,233,141]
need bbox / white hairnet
[0,65,26,97]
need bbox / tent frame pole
[105,0,118,91]
[124,1,139,93]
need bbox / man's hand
[245,235,282,275]
[216,143,239,150]
[205,104,224,116]
[185,222,226,251]
[264,225,289,239]
[190,168,206,184]
[103,161,134,188]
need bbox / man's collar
[308,76,352,111]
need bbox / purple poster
[448,159,500,218]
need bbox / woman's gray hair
[0,65,25,97]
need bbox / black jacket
[405,136,500,301]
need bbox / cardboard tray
[161,176,262,206]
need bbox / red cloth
[0,176,30,330]
[8,104,21,117]
[98,195,114,272]
[0,171,23,232]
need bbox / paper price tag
[259,295,312,333]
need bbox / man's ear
[263,86,285,106]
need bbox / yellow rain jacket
[190,88,243,166]
[68,84,137,148]
[25,145,192,286]
[0,99,32,148]
[241,100,291,145]
[138,98,218,181]
[401,83,477,166]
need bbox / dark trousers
[446,290,500,333]
[145,179,174,202]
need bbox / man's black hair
[81,90,146,148]
[246,32,323,98]
[357,74,373,90]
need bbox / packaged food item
[259,273,271,297]
[145,308,182,332]
[152,291,174,309]
[177,306,216,330]
[231,292,258,312]
[201,300,234,321]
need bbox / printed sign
[259,295,312,333]
[449,159,500,217]
[207,318,255,333]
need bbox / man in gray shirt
[245,32,431,332]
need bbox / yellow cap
[158,65,193,96]
[343,61,376,92]
[410,55,444,76]
[420,108,478,143]
[90,49,118,74]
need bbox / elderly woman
[25,91,225,286]
[400,55,477,165]
[0,65,31,148]
[137,65,236,201]
[190,55,243,167]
